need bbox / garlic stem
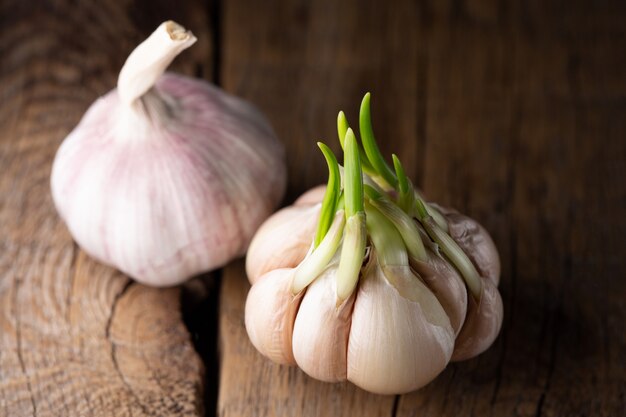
[365,202,408,267]
[365,186,427,262]
[428,204,449,232]
[337,111,375,174]
[412,196,429,220]
[292,211,345,294]
[415,199,483,299]
[343,129,364,217]
[315,143,341,247]
[363,174,386,195]
[336,212,367,303]
[413,189,448,231]
[392,154,415,213]
[117,21,197,106]
[392,154,409,196]
[336,192,345,213]
[337,112,349,148]
[336,132,367,303]
[359,93,398,188]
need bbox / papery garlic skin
[246,201,321,284]
[451,278,503,361]
[245,268,302,365]
[411,249,468,336]
[430,204,500,286]
[51,22,286,286]
[347,257,454,395]
[292,262,354,382]
[446,213,501,286]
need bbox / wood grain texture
[0,0,624,416]
[217,0,626,416]
[0,1,213,415]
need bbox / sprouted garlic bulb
[51,21,285,286]
[244,94,503,394]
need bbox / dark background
[0,0,624,416]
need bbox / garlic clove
[451,277,503,361]
[411,249,468,336]
[347,256,454,395]
[429,204,501,286]
[294,185,327,206]
[244,268,302,365]
[292,263,354,382]
[245,203,321,284]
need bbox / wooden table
[1,0,624,416]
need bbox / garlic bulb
[51,21,285,286]
[244,94,503,395]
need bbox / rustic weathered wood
[217,0,626,416]
[0,1,214,415]
[1,0,625,416]
[396,2,626,416]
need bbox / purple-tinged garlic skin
[292,262,354,382]
[451,278,503,361]
[246,200,320,284]
[446,213,501,286]
[347,257,454,395]
[430,204,501,286]
[244,268,302,365]
[51,73,285,286]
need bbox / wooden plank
[220,0,423,201]
[0,1,213,415]
[218,0,626,416]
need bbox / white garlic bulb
[51,21,285,286]
[244,95,504,395]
